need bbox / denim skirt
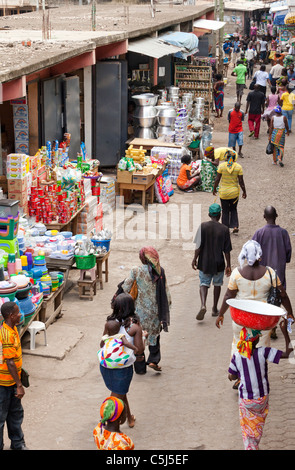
[100,364,133,395]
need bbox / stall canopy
[159,32,199,59]
[193,19,227,32]
[127,36,185,59]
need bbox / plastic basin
[227,299,284,330]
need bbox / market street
[12,66,295,451]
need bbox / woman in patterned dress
[123,247,171,374]
[213,74,225,118]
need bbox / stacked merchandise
[76,197,103,236]
[7,154,30,215]
[100,177,116,213]
[174,108,188,146]
[28,179,85,224]
[151,147,186,185]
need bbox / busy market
[0,0,295,454]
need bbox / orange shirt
[93,425,135,450]
[0,322,22,386]
[177,164,190,186]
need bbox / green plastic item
[75,254,96,270]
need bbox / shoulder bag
[267,268,281,307]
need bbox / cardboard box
[7,177,27,193]
[132,173,154,185]
[117,170,132,184]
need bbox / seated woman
[176,154,200,192]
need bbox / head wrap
[209,203,221,217]
[237,327,261,359]
[225,150,237,173]
[100,397,124,425]
[238,240,262,268]
[205,146,214,156]
[139,246,161,276]
[274,105,282,114]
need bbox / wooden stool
[96,251,110,290]
[77,279,97,300]
[79,266,97,281]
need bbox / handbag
[129,279,138,300]
[21,368,30,388]
[249,77,256,90]
[266,141,274,155]
[267,268,281,307]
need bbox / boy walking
[228,102,245,158]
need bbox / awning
[158,32,199,59]
[128,37,184,59]
[193,19,226,31]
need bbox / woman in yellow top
[279,85,295,131]
[213,150,246,233]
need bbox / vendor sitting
[204,146,238,166]
[177,154,200,192]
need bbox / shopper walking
[231,60,248,104]
[245,84,265,139]
[0,302,27,450]
[252,205,292,289]
[253,64,270,95]
[279,85,295,132]
[227,102,245,157]
[123,247,171,374]
[213,150,246,234]
[269,105,289,166]
[192,203,232,320]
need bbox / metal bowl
[133,116,157,128]
[135,127,156,139]
[132,93,158,107]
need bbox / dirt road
[14,60,295,452]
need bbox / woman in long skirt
[213,74,225,118]
[269,105,289,167]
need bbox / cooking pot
[157,126,174,138]
[156,105,176,127]
[133,106,157,127]
[135,127,156,139]
[132,93,158,107]
[227,298,284,331]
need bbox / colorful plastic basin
[227,299,284,331]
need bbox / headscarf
[238,240,262,268]
[100,397,124,425]
[139,246,170,331]
[225,150,237,174]
[236,327,261,359]
[139,246,161,277]
[204,146,214,157]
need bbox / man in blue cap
[192,203,232,320]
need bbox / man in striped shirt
[0,302,27,450]
[228,320,293,450]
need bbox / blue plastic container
[91,239,111,252]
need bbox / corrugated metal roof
[128,37,184,59]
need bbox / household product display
[133,93,158,137]
[174,65,212,123]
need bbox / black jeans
[0,384,25,450]
[134,335,161,374]
[220,198,239,229]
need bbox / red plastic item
[227,299,284,331]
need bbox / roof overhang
[128,36,184,59]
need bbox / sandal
[233,227,239,234]
[232,379,240,390]
[148,363,162,372]
[196,306,206,321]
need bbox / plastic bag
[266,141,274,155]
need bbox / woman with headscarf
[99,293,145,428]
[213,150,246,234]
[93,396,134,450]
[269,105,289,166]
[122,246,171,374]
[216,240,294,387]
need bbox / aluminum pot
[132,93,158,107]
[135,127,156,139]
[133,106,157,127]
[156,105,176,127]
[157,126,174,137]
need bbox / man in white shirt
[270,60,284,86]
[245,46,257,79]
[253,64,270,95]
[259,37,268,62]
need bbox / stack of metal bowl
[167,86,180,107]
[194,97,205,121]
[132,93,158,138]
[155,103,177,141]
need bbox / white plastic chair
[28,321,47,350]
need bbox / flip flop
[148,363,162,372]
[196,306,206,321]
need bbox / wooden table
[45,256,75,295]
[96,251,110,289]
[38,282,65,327]
[127,138,182,151]
[118,179,155,207]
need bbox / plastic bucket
[91,239,111,252]
[75,254,96,270]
